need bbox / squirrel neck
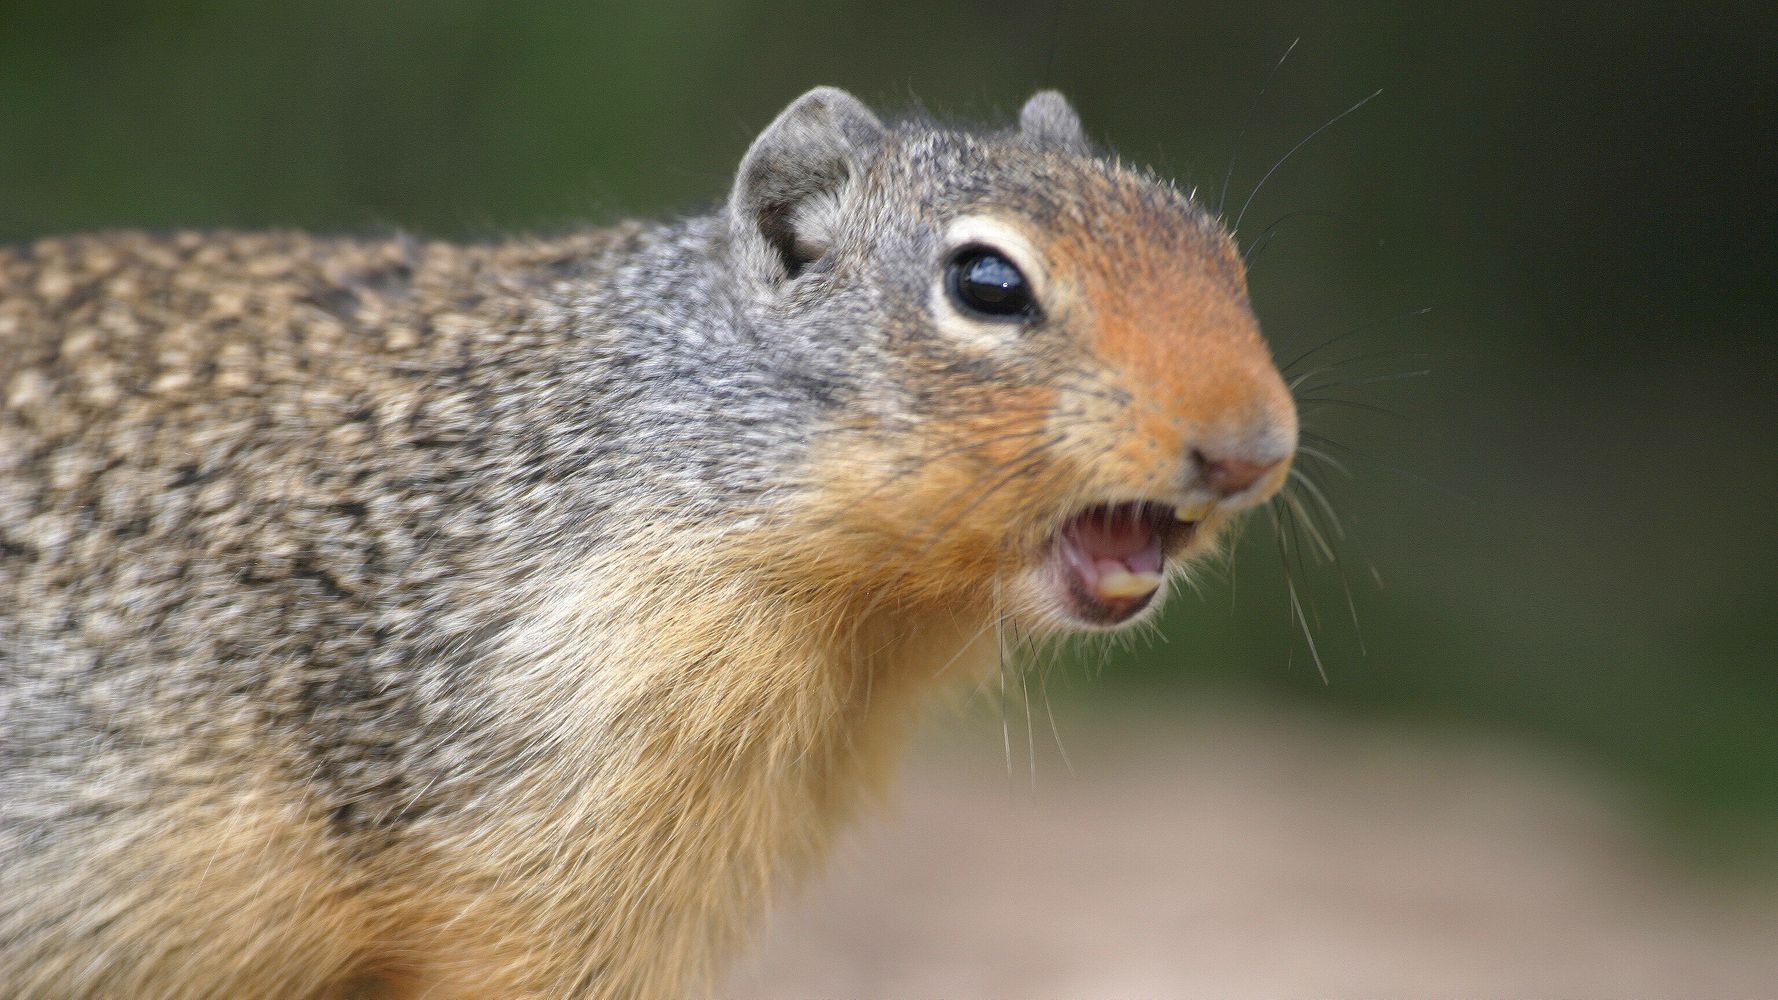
[417,525,997,993]
[329,222,987,991]
[436,216,832,558]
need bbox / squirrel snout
[1179,401,1295,506]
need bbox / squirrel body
[0,89,1295,997]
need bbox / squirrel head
[721,87,1296,635]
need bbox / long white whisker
[1233,88,1383,234]
[1036,663,1075,777]
[1217,36,1301,220]
[1287,467,1346,540]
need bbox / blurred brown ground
[726,704,1778,997]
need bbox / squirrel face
[726,88,1296,634]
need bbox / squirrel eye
[947,246,1036,320]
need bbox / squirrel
[0,87,1297,998]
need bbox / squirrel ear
[729,86,884,284]
[1019,90,1088,153]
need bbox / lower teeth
[1095,568,1163,600]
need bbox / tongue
[1071,508,1164,573]
[1063,507,1165,603]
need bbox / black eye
[947,246,1036,319]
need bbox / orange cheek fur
[798,219,1291,600]
[800,387,1060,601]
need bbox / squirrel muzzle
[1024,204,1297,630]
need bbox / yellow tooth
[1174,502,1215,523]
[1096,569,1164,600]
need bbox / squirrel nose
[1191,448,1280,498]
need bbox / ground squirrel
[0,88,1296,997]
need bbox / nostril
[1192,448,1278,497]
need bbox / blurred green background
[2,2,1773,868]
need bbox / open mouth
[1049,501,1202,628]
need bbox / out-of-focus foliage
[3,1,1772,865]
